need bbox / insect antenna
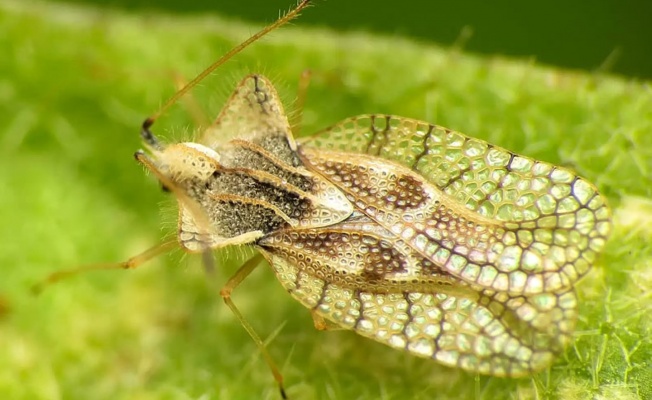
[139,0,311,287]
[141,0,312,140]
[33,0,312,294]
[31,151,209,294]
[37,3,314,397]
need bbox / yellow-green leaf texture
[1,1,651,399]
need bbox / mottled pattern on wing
[300,115,611,294]
[262,249,577,377]
[260,213,465,293]
[302,115,609,222]
[200,75,293,150]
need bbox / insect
[37,0,611,397]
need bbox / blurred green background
[2,0,651,399]
[50,0,652,80]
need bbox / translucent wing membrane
[259,213,578,376]
[262,248,577,377]
[299,115,611,295]
[301,115,609,225]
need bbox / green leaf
[1,1,650,399]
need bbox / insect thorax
[159,132,353,251]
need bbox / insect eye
[160,183,171,193]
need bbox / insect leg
[219,253,288,399]
[311,311,344,331]
[201,250,216,276]
[32,239,178,294]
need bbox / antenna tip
[142,117,155,130]
[140,118,163,149]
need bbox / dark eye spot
[161,183,171,193]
